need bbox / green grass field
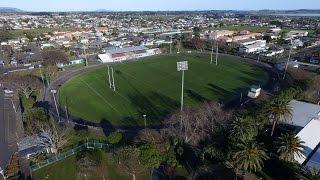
[32,153,149,180]
[59,54,268,126]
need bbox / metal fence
[30,141,111,171]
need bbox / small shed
[247,85,261,99]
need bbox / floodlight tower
[177,61,188,111]
[283,38,293,80]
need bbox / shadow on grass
[186,89,209,103]
[126,91,179,125]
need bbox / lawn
[59,54,268,126]
[32,152,149,180]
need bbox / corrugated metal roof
[294,118,320,165]
[104,46,148,54]
[289,100,320,128]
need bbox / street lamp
[143,114,147,129]
[177,61,188,111]
[51,89,61,123]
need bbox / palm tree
[229,117,257,142]
[232,140,269,172]
[276,133,305,162]
[267,99,292,136]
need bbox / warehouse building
[98,46,161,63]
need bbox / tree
[37,120,68,154]
[193,27,201,38]
[76,149,104,178]
[232,140,269,172]
[42,65,59,86]
[305,75,320,104]
[135,129,163,145]
[173,39,182,52]
[0,74,41,99]
[139,144,162,168]
[24,107,49,134]
[113,146,146,180]
[38,50,68,65]
[229,117,258,142]
[0,30,14,42]
[267,99,292,136]
[276,133,305,162]
[106,131,123,145]
[165,102,231,146]
[190,37,205,51]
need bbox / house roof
[289,100,320,128]
[294,118,320,165]
[104,46,148,54]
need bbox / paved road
[0,89,19,174]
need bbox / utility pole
[177,61,188,111]
[107,66,112,89]
[51,90,61,123]
[111,66,116,91]
[283,39,293,80]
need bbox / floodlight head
[51,90,57,93]
[177,61,188,71]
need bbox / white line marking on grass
[91,73,134,107]
[80,78,120,113]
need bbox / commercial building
[98,46,161,63]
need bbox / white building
[239,39,267,53]
[247,85,261,98]
[287,100,320,168]
[98,46,161,63]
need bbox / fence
[30,141,111,171]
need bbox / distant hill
[0,7,23,13]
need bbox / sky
[0,0,319,12]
